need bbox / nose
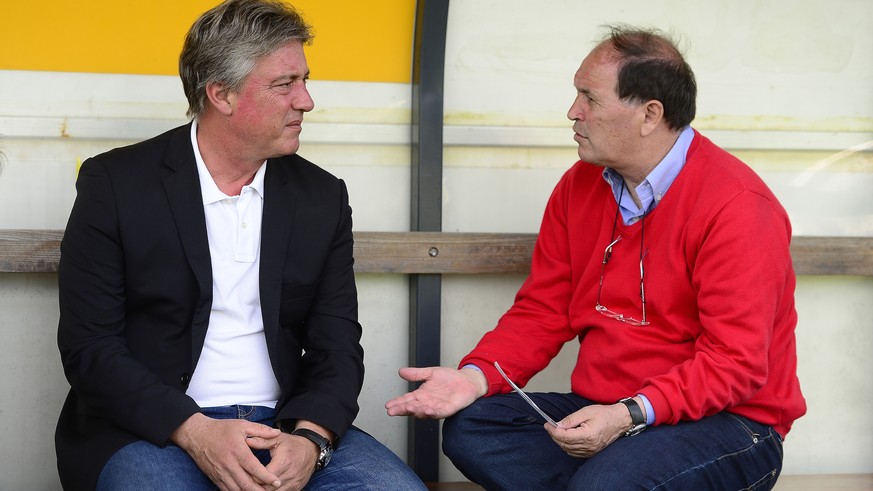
[294,84,315,112]
[567,95,584,121]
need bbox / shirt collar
[190,119,267,205]
[603,126,695,222]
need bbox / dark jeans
[443,393,783,491]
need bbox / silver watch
[290,428,333,470]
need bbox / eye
[273,77,308,90]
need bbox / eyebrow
[579,88,597,100]
[270,70,310,85]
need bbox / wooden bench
[3,229,872,489]
[2,230,873,276]
[426,473,873,490]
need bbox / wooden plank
[0,229,63,273]
[790,236,873,276]
[352,232,535,274]
[1,229,872,276]
[774,473,873,490]
[426,474,873,491]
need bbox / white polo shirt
[185,120,281,408]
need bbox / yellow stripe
[0,0,414,83]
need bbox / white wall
[1,0,871,488]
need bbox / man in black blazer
[55,1,426,490]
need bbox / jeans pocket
[727,413,761,441]
[746,468,779,490]
[726,414,784,490]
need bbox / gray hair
[179,0,313,119]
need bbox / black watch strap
[618,397,647,437]
[290,428,333,470]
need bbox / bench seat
[426,473,873,490]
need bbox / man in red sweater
[387,25,805,490]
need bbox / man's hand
[249,431,318,491]
[545,402,633,458]
[171,413,282,490]
[385,366,487,419]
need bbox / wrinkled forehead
[574,45,620,91]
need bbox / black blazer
[55,123,364,490]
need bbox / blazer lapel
[161,123,213,361]
[260,158,296,365]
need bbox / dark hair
[602,25,697,130]
[179,0,313,119]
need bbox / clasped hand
[171,413,319,491]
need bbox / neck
[195,117,262,196]
[615,127,683,191]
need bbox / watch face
[291,428,333,470]
[320,447,332,469]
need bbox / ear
[205,82,235,116]
[639,100,664,137]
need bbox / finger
[246,435,281,450]
[241,422,282,439]
[266,447,311,491]
[241,468,282,489]
[214,466,266,491]
[403,400,456,419]
[545,422,559,438]
[546,425,568,448]
[385,392,416,411]
[386,400,427,417]
[397,366,432,382]
[386,388,446,415]
[239,455,282,490]
[385,402,409,416]
[559,411,588,429]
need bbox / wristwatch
[290,428,333,470]
[618,397,647,437]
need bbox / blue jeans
[97,405,426,490]
[443,393,784,491]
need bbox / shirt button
[241,222,247,229]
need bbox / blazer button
[181,373,190,386]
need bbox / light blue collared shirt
[603,126,695,226]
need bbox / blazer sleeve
[57,156,201,446]
[274,178,364,438]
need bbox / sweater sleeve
[460,168,580,395]
[639,188,795,426]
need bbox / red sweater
[460,131,806,437]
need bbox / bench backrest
[2,230,872,276]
